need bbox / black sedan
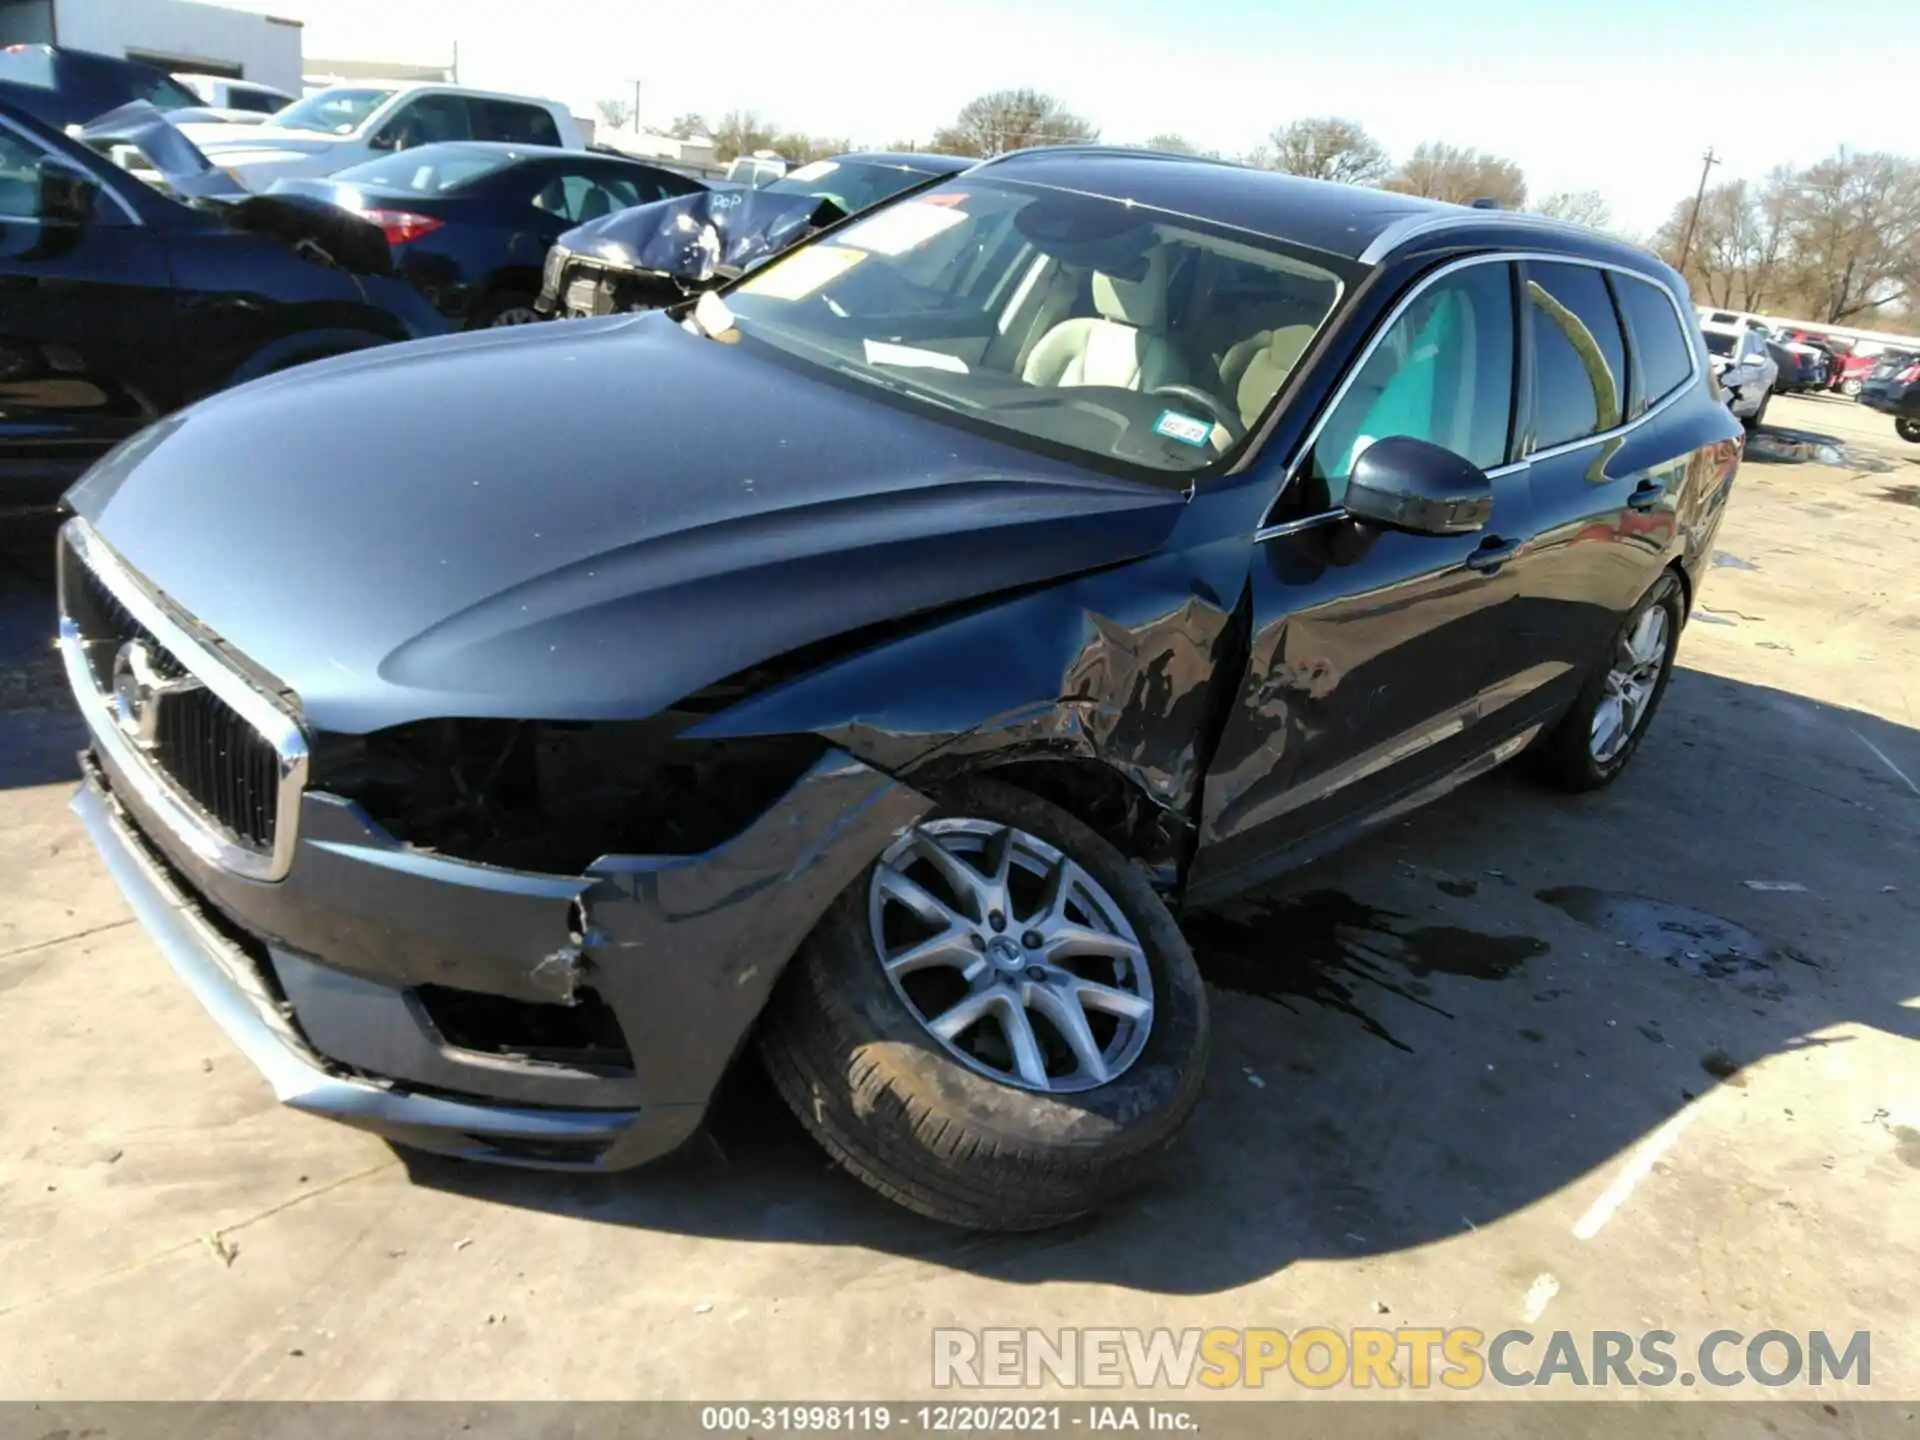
[539,150,972,317]
[0,99,444,516]
[54,149,1744,1230]
[271,142,707,328]
[1859,353,1920,443]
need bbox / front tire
[758,778,1210,1231]
[1841,377,1863,398]
[1897,417,1920,445]
[1527,570,1684,793]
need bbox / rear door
[0,120,174,510]
[1189,258,1538,897]
[1512,262,1684,698]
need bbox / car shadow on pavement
[399,664,1920,1295]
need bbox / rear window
[1527,261,1627,448]
[1702,332,1735,358]
[1612,274,1695,404]
[227,88,286,115]
[471,99,561,146]
[333,147,519,193]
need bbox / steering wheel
[1149,384,1244,446]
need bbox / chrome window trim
[0,111,145,226]
[1261,250,1701,534]
[58,517,308,881]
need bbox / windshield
[271,87,394,134]
[718,177,1346,478]
[765,159,936,215]
[1702,332,1735,357]
[331,147,517,192]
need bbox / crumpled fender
[684,533,1255,861]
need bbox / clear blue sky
[235,0,1920,237]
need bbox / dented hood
[558,187,843,284]
[66,313,1185,735]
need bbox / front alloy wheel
[869,819,1154,1094]
[759,779,1209,1231]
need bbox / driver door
[1189,259,1540,900]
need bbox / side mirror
[38,157,100,227]
[1344,435,1494,537]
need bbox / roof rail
[972,144,1240,170]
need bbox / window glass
[1613,274,1693,402]
[1303,261,1516,502]
[134,72,200,111]
[529,170,652,221]
[721,176,1346,481]
[1528,261,1627,448]
[764,159,936,216]
[0,47,56,89]
[1702,331,1735,358]
[382,94,471,148]
[335,147,519,193]
[472,99,561,146]
[273,87,394,134]
[228,88,285,115]
[0,131,41,219]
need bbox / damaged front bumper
[72,739,929,1170]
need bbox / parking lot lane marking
[1852,730,1920,800]
[1572,1106,1702,1241]
[1520,1272,1560,1322]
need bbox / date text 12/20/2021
[700,1406,1195,1432]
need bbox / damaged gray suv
[59,148,1740,1229]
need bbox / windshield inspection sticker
[840,201,968,256]
[735,243,865,301]
[1153,410,1213,447]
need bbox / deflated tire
[758,778,1209,1230]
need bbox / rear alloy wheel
[758,779,1209,1230]
[469,291,544,329]
[1896,417,1920,445]
[1526,570,1684,792]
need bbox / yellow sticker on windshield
[736,244,865,301]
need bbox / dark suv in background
[1,99,444,515]
[1860,352,1920,442]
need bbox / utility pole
[1677,147,1720,271]
[630,79,642,133]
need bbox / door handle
[1465,537,1521,574]
[1627,479,1666,512]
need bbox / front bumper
[72,739,930,1170]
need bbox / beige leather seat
[1022,250,1182,392]
[1219,324,1317,429]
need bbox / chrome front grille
[58,518,307,881]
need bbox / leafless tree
[1264,117,1389,187]
[930,89,1098,158]
[666,112,709,141]
[1142,132,1199,155]
[1387,142,1527,209]
[1534,189,1613,230]
[713,110,774,163]
[1783,149,1920,322]
[594,98,633,131]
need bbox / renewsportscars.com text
[932,1327,1871,1390]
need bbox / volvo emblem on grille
[110,639,202,750]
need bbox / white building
[0,0,303,94]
